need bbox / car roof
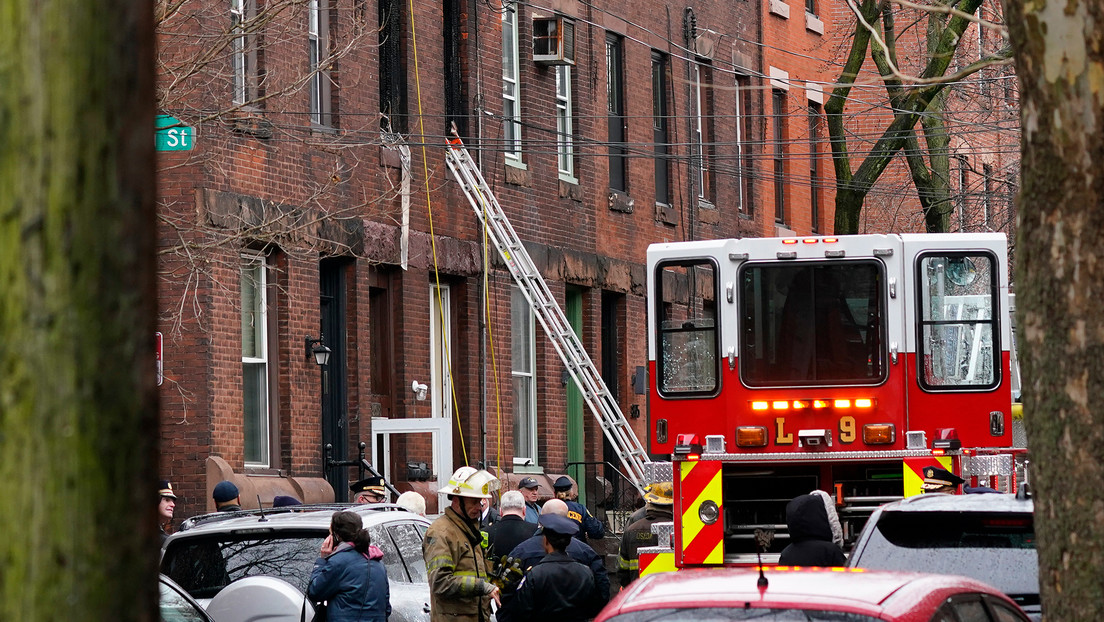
[873,493,1033,514]
[599,568,1012,620]
[168,503,428,538]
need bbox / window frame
[606,32,627,192]
[430,284,452,419]
[692,61,713,203]
[502,2,523,164]
[735,74,751,215]
[652,51,670,206]
[654,258,721,399]
[241,252,272,468]
[772,89,787,224]
[808,101,822,232]
[511,286,538,465]
[556,65,575,181]
[307,0,332,127]
[231,0,247,105]
[914,251,1002,392]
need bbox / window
[379,0,407,132]
[806,0,817,15]
[655,260,719,396]
[735,75,752,214]
[652,51,670,206]
[773,89,787,224]
[556,65,575,180]
[954,154,969,231]
[430,284,452,418]
[983,164,993,227]
[231,0,249,104]
[607,33,627,192]
[502,3,522,163]
[917,253,1000,390]
[692,61,714,202]
[241,253,271,467]
[308,0,331,126]
[511,287,537,465]
[808,102,822,232]
[740,261,886,386]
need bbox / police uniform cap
[273,495,302,507]
[552,476,574,491]
[350,476,387,494]
[159,480,177,500]
[539,513,580,536]
[213,480,239,503]
[921,466,965,490]
[518,476,539,490]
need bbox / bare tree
[1005,0,1104,617]
[0,0,159,619]
[826,0,1012,234]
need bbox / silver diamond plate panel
[643,461,673,484]
[637,545,674,555]
[962,453,1014,476]
[1012,418,1028,449]
[650,521,675,547]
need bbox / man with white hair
[488,490,537,559]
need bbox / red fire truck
[641,233,1024,572]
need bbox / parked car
[160,574,216,622]
[848,493,1039,620]
[596,566,1031,622]
[161,504,431,622]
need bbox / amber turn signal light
[736,426,769,447]
[863,423,895,445]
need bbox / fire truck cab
[644,233,1020,568]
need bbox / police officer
[552,476,604,543]
[158,480,177,544]
[511,514,602,622]
[921,466,965,494]
[351,475,388,504]
[617,481,674,586]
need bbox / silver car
[161,504,431,622]
[847,493,1039,620]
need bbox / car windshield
[852,511,1039,601]
[605,609,879,622]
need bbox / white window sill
[806,12,824,35]
[770,0,790,19]
[505,157,527,171]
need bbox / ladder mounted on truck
[444,131,651,494]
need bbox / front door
[566,288,586,505]
[321,259,349,500]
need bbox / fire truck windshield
[740,261,885,386]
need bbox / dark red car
[596,567,1030,622]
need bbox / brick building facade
[155,0,780,521]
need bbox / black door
[320,259,350,500]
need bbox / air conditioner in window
[533,15,575,65]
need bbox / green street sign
[156,114,195,151]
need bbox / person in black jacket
[778,493,846,567]
[488,491,538,559]
[511,514,602,622]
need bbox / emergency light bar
[750,398,876,411]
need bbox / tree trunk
[1004,0,1104,618]
[0,0,158,620]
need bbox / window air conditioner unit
[533,15,575,66]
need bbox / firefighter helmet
[439,466,499,499]
[644,481,674,506]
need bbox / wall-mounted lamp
[305,335,332,367]
[411,380,428,401]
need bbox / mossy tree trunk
[1005,0,1104,618]
[0,0,157,620]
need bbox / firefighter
[423,467,501,622]
[617,481,674,586]
[921,466,965,494]
[552,476,604,543]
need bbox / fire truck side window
[655,259,719,396]
[917,253,999,390]
[739,261,885,386]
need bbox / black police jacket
[511,552,602,622]
[508,533,610,601]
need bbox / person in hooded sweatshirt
[778,493,846,567]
